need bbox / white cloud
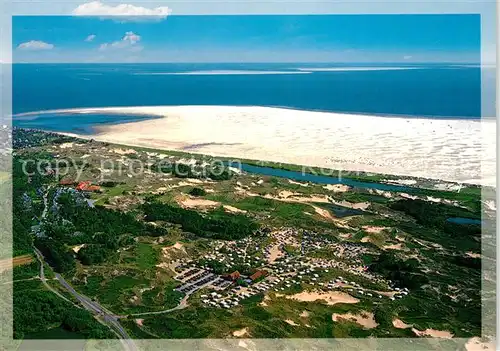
[403,55,413,60]
[72,1,171,22]
[17,40,54,51]
[84,34,96,42]
[99,31,142,51]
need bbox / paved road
[33,247,75,306]
[127,295,189,317]
[33,187,138,351]
[34,247,138,351]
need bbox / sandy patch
[295,195,331,203]
[112,148,137,155]
[332,311,378,329]
[223,205,247,214]
[156,262,170,269]
[59,142,74,149]
[36,105,495,186]
[232,328,249,337]
[178,196,220,209]
[284,319,299,326]
[135,319,144,326]
[383,243,403,250]
[72,244,86,253]
[311,205,334,220]
[288,179,309,187]
[173,242,184,250]
[268,244,285,264]
[287,290,359,306]
[384,178,417,186]
[392,318,412,329]
[400,193,419,200]
[412,328,454,338]
[162,242,187,258]
[299,310,310,318]
[362,226,389,234]
[277,190,300,199]
[361,237,372,243]
[185,178,205,184]
[466,252,481,258]
[323,184,351,192]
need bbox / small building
[250,270,267,282]
[76,181,101,192]
[225,271,241,281]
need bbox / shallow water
[13,113,160,135]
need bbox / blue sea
[13,63,482,124]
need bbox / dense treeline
[389,199,480,230]
[35,238,76,273]
[13,128,78,149]
[152,162,233,181]
[369,252,428,290]
[12,156,51,255]
[14,282,114,339]
[48,194,165,268]
[142,202,258,240]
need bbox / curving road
[33,187,138,351]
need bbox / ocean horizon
[13,63,482,123]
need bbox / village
[168,228,410,309]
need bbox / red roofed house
[250,270,267,282]
[227,271,240,281]
[76,181,101,192]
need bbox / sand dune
[27,106,494,186]
[286,290,359,305]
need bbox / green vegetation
[369,252,428,290]
[188,187,207,196]
[152,161,233,181]
[11,129,485,340]
[142,202,259,240]
[14,280,114,339]
[12,260,39,280]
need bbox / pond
[446,217,482,225]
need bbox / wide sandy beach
[29,106,495,186]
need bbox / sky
[12,13,481,63]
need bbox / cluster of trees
[188,187,207,197]
[35,238,76,274]
[152,162,233,181]
[12,156,52,255]
[48,194,165,268]
[142,202,259,240]
[13,128,77,149]
[369,252,428,290]
[14,283,114,339]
